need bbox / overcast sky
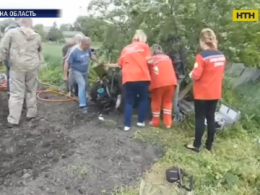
[1,0,91,26]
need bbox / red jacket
[118,41,151,85]
[149,54,177,90]
[191,50,226,100]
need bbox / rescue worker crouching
[63,36,98,113]
[149,46,177,128]
[0,18,44,128]
[185,28,226,152]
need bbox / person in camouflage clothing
[0,18,44,127]
[4,18,21,95]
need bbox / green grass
[39,43,63,85]
[39,42,101,86]
[40,43,260,195]
[115,80,260,195]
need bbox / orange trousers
[150,85,176,127]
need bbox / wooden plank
[179,82,192,100]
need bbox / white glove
[189,71,193,78]
[153,66,159,75]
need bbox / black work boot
[26,117,35,120]
[205,144,212,151]
[7,122,18,128]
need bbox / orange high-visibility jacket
[191,50,226,100]
[149,54,177,91]
[118,41,151,85]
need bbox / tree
[34,24,46,41]
[59,23,73,31]
[0,19,15,33]
[74,16,110,42]
[47,22,64,42]
[87,0,260,67]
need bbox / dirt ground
[0,89,163,195]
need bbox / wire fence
[224,63,260,123]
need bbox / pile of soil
[0,91,163,195]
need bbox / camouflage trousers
[8,68,38,124]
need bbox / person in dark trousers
[185,28,226,152]
[105,29,152,131]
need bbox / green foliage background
[88,0,260,67]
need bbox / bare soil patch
[0,91,163,195]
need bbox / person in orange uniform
[105,30,152,131]
[185,28,226,152]
[149,45,177,128]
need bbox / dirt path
[0,91,163,195]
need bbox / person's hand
[189,71,193,79]
[104,63,119,68]
[63,74,68,81]
[147,57,153,64]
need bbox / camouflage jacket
[3,23,20,65]
[4,23,20,33]
[0,27,44,71]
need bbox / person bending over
[185,28,226,152]
[105,29,152,131]
[149,46,177,128]
[63,36,98,113]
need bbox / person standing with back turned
[106,30,152,131]
[4,18,21,97]
[0,18,43,128]
[149,46,177,128]
[185,28,226,152]
[4,18,27,109]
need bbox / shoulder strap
[178,169,194,192]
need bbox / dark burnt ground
[0,91,163,195]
